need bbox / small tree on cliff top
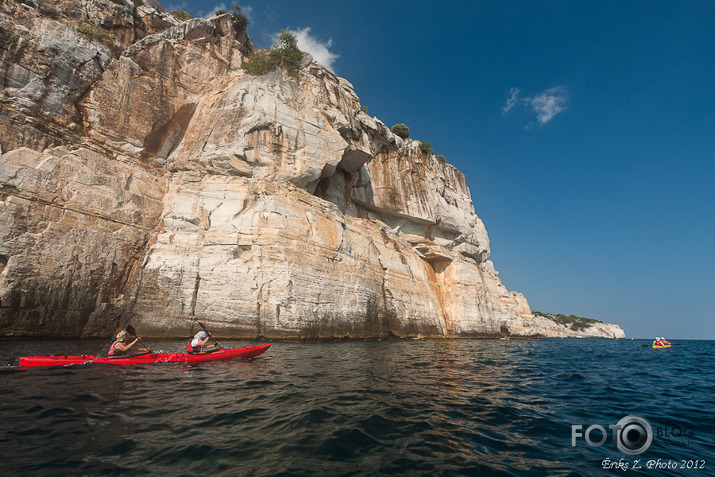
[272,30,302,77]
[391,123,410,139]
[419,141,433,156]
[244,30,303,79]
[230,3,249,30]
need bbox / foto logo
[571,415,653,455]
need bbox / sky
[176,1,715,340]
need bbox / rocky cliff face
[0,0,624,339]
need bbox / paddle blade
[126,325,137,336]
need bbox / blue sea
[1,339,713,476]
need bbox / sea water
[1,339,713,476]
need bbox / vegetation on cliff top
[534,311,603,331]
[212,4,249,36]
[229,4,250,30]
[170,10,191,21]
[391,123,410,139]
[244,29,302,79]
[419,141,433,156]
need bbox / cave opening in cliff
[310,168,353,213]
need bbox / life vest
[187,340,199,353]
[108,340,125,356]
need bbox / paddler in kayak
[653,337,672,348]
[108,330,148,357]
[188,331,210,354]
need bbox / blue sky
[178,1,715,339]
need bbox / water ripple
[1,338,713,475]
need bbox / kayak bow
[19,343,271,367]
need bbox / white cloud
[165,2,188,12]
[502,87,521,115]
[200,3,252,21]
[242,5,254,22]
[203,3,227,18]
[203,2,228,18]
[502,86,569,126]
[289,27,339,70]
[530,87,569,125]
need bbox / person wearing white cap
[188,330,210,353]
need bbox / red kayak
[19,343,271,367]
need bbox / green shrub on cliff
[419,141,433,156]
[244,30,302,79]
[391,123,410,139]
[171,10,191,21]
[230,4,250,30]
[76,25,115,46]
[244,50,274,76]
[534,311,603,331]
[273,30,303,76]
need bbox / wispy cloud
[202,2,227,18]
[199,3,253,21]
[289,27,339,70]
[530,87,569,125]
[242,5,253,22]
[502,87,521,115]
[165,2,188,12]
[502,86,569,126]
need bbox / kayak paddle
[126,325,151,352]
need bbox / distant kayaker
[188,331,210,354]
[108,330,147,356]
[654,337,671,347]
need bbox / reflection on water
[1,339,714,476]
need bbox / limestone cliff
[0,0,624,339]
